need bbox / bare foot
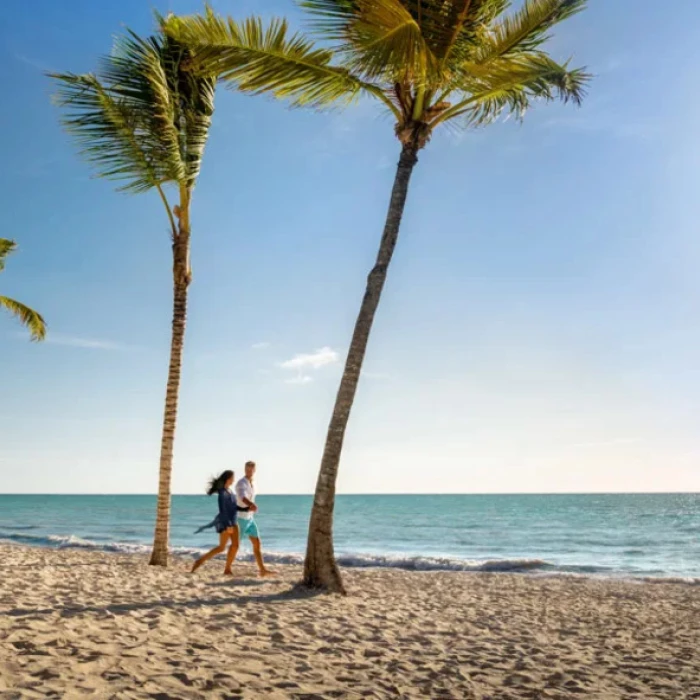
[259,569,276,578]
[223,569,233,576]
[191,560,202,574]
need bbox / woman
[191,470,246,575]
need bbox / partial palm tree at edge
[0,239,46,342]
[50,20,216,566]
[166,0,590,592]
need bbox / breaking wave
[1,530,697,585]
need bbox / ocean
[1,493,698,582]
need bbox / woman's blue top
[217,488,238,531]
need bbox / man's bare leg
[250,536,274,577]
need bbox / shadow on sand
[5,583,325,620]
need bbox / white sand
[1,544,699,699]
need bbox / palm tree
[51,20,215,566]
[0,239,46,341]
[166,0,589,592]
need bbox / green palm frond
[402,0,508,64]
[477,0,587,61]
[0,238,17,273]
[50,29,214,192]
[167,0,587,138]
[0,296,47,341]
[299,0,358,39]
[100,32,187,185]
[51,71,165,193]
[164,9,375,108]
[302,1,511,74]
[434,53,588,126]
[303,0,433,81]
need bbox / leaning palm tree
[167,0,589,592]
[0,239,46,341]
[51,21,215,566]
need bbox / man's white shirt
[235,477,255,520]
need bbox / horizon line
[1,491,698,497]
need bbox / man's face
[245,463,256,480]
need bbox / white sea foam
[2,531,698,585]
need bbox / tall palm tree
[166,0,589,592]
[51,21,215,566]
[0,239,46,341]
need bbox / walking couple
[191,460,274,577]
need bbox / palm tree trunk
[303,143,420,593]
[149,214,192,566]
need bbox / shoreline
[2,543,700,698]
[2,536,699,586]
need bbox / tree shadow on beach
[206,578,268,588]
[5,583,325,620]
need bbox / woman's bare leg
[223,529,239,575]
[191,531,228,573]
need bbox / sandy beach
[0,544,698,699]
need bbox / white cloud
[44,334,135,351]
[251,341,271,350]
[279,346,339,371]
[285,375,313,385]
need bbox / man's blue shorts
[237,518,260,540]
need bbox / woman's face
[225,474,234,489]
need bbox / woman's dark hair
[206,470,234,496]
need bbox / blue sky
[1,0,699,494]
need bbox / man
[235,460,274,577]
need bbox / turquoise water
[0,493,698,581]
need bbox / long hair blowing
[206,470,234,496]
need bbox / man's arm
[242,497,258,512]
[236,481,258,512]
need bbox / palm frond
[0,296,47,341]
[404,0,508,64]
[164,10,369,108]
[434,53,589,126]
[51,71,164,193]
[300,0,358,38]
[303,0,433,81]
[101,32,187,185]
[0,238,17,273]
[478,0,587,60]
[50,28,215,192]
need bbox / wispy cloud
[278,346,340,386]
[251,341,271,350]
[12,52,53,73]
[279,346,339,371]
[285,375,313,385]
[44,334,137,351]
